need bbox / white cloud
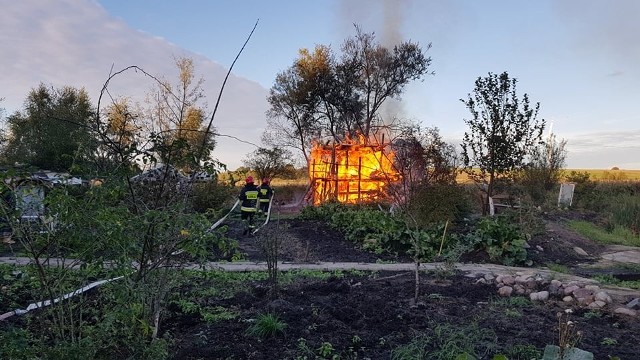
[564,130,640,169]
[0,0,268,170]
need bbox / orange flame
[308,134,400,205]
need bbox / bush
[300,199,462,262]
[190,181,236,213]
[469,215,529,266]
[409,184,473,226]
[391,322,497,360]
[330,208,412,255]
[299,201,350,221]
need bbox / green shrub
[299,201,350,221]
[409,184,473,226]
[504,343,541,360]
[302,202,461,259]
[470,215,529,266]
[190,181,236,213]
[331,208,412,255]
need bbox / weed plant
[490,296,532,308]
[582,310,602,319]
[246,313,287,338]
[556,309,583,357]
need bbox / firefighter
[238,176,260,235]
[258,177,273,215]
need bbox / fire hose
[0,275,125,321]
[207,199,240,231]
[208,192,274,234]
[252,191,274,234]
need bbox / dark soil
[162,211,640,359]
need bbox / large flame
[308,134,400,205]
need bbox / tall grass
[610,194,640,235]
[567,220,640,247]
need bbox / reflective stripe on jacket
[239,184,260,212]
[259,185,273,203]
[240,205,257,212]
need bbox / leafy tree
[263,50,324,165]
[460,72,545,214]
[519,132,567,205]
[3,84,96,173]
[340,26,432,138]
[105,98,139,149]
[264,26,432,163]
[243,147,295,181]
[391,124,458,203]
[94,97,142,173]
[143,57,217,172]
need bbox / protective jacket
[239,183,260,212]
[258,184,273,203]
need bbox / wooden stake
[438,220,449,256]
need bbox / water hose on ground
[0,275,124,321]
[252,192,274,234]
[208,199,240,231]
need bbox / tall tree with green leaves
[264,27,432,163]
[3,84,96,173]
[460,72,545,214]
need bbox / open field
[570,169,640,181]
[455,168,640,183]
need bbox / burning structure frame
[308,134,400,205]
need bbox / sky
[1,0,639,170]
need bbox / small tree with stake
[460,71,546,215]
[387,125,459,303]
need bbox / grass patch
[592,274,640,290]
[546,262,570,273]
[391,322,497,360]
[246,313,287,338]
[567,220,640,247]
[489,296,532,309]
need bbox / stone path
[3,256,639,302]
[597,245,640,265]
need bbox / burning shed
[308,134,400,205]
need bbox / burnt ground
[164,210,640,360]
